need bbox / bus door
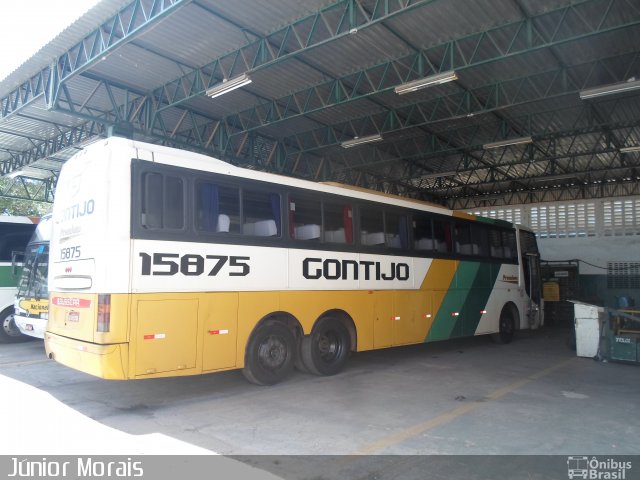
[524,252,542,328]
[519,229,542,328]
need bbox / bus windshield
[17,242,49,300]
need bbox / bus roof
[320,182,447,210]
[77,137,519,226]
[0,216,38,224]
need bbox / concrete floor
[2,325,639,477]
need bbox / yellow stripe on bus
[419,259,459,337]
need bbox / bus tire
[242,322,296,386]
[0,307,27,344]
[300,317,351,376]
[492,304,516,344]
[294,338,309,373]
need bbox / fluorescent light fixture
[421,170,458,180]
[394,70,458,95]
[531,173,576,183]
[483,136,533,150]
[579,78,640,100]
[620,146,640,153]
[341,133,383,148]
[205,74,252,98]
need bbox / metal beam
[0,121,104,175]
[284,63,639,159]
[221,0,640,136]
[332,109,640,189]
[10,0,638,181]
[152,0,438,111]
[447,179,640,209]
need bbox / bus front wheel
[242,322,296,386]
[300,317,351,376]
[492,305,516,344]
[0,307,27,344]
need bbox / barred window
[607,262,640,289]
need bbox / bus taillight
[97,294,111,332]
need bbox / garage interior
[2,0,639,312]
[1,0,639,471]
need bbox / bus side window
[413,214,434,251]
[359,207,384,246]
[218,185,240,233]
[164,177,184,229]
[242,190,281,237]
[433,219,453,253]
[503,230,517,260]
[289,195,321,241]
[196,183,240,234]
[454,222,472,255]
[323,202,353,244]
[489,229,504,258]
[384,211,408,249]
[141,172,162,228]
[141,172,184,230]
[196,183,219,232]
[471,224,489,257]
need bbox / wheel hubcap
[258,335,288,371]
[2,314,20,337]
[318,331,341,362]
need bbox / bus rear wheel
[0,307,27,344]
[242,322,295,386]
[492,305,516,344]
[300,317,351,376]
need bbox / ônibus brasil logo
[567,456,632,480]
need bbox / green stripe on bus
[0,265,19,288]
[426,262,500,341]
[474,216,512,228]
[457,262,500,337]
[425,263,476,341]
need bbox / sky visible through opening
[0,0,100,82]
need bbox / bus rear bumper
[44,332,129,380]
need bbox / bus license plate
[67,311,80,323]
[25,324,33,331]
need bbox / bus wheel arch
[241,312,300,386]
[300,310,355,376]
[0,306,27,343]
[492,302,519,344]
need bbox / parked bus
[0,216,38,343]
[14,214,53,339]
[45,137,542,385]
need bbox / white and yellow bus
[14,213,53,339]
[45,137,543,385]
